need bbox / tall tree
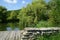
[0,6,7,23]
[18,0,48,29]
[48,0,60,26]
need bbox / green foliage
[36,20,55,28]
[0,23,7,31]
[0,6,7,23]
[0,0,60,30]
[0,6,7,30]
[36,21,47,27]
[35,32,60,40]
[0,0,60,40]
[18,0,48,29]
[48,0,60,26]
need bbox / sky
[0,0,49,10]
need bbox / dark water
[0,23,20,31]
[7,27,19,31]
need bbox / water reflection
[0,23,7,31]
[6,22,19,31]
[14,28,20,31]
[7,27,12,31]
[0,22,20,31]
[7,27,19,31]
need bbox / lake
[0,22,20,31]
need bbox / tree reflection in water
[0,22,19,31]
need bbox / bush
[36,20,55,28]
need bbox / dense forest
[0,0,60,30]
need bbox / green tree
[7,10,19,22]
[18,0,48,29]
[0,6,7,30]
[48,0,60,26]
[0,6,7,23]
